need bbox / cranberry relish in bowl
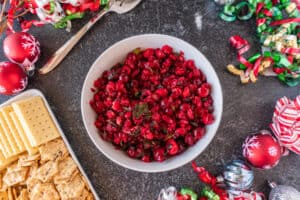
[90,45,215,162]
[81,34,222,172]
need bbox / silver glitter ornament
[214,0,235,5]
[220,160,254,192]
[269,181,300,200]
[157,187,177,200]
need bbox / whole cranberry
[106,110,116,119]
[193,127,205,140]
[127,147,136,158]
[175,128,187,137]
[198,83,211,97]
[185,134,195,146]
[142,155,151,162]
[161,45,173,54]
[182,87,190,98]
[202,113,214,125]
[166,139,179,155]
[153,147,166,162]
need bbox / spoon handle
[39,9,109,74]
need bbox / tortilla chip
[3,165,28,186]
[16,189,29,200]
[35,161,58,182]
[38,139,68,162]
[55,174,85,199]
[30,183,60,200]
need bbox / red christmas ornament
[242,130,281,169]
[3,32,40,72]
[0,62,28,95]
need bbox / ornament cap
[268,181,278,189]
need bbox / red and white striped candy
[270,95,300,154]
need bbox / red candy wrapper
[270,95,300,155]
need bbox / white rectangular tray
[0,89,100,200]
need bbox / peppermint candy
[270,95,300,154]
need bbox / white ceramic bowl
[81,34,223,173]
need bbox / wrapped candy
[157,187,196,200]
[192,160,254,192]
[157,187,178,200]
[201,186,220,200]
[270,95,300,155]
[27,0,66,24]
[220,160,254,192]
[180,188,198,200]
[192,162,229,200]
[222,0,300,86]
[268,181,300,200]
[228,191,264,200]
[214,0,235,5]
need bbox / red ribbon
[256,18,266,26]
[21,20,44,32]
[282,47,300,55]
[256,3,264,15]
[191,161,217,186]
[270,18,300,26]
[230,35,253,69]
[192,162,230,200]
[253,56,263,76]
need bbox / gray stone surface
[0,0,299,199]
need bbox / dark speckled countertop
[0,0,299,199]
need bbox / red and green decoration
[157,95,300,200]
[221,0,300,86]
[3,0,109,32]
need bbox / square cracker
[0,111,16,157]
[12,96,60,147]
[35,161,58,182]
[0,152,18,171]
[1,106,25,153]
[9,112,38,155]
[3,165,29,186]
[30,183,60,200]
[53,156,77,183]
[55,174,85,199]
[18,154,40,167]
[72,188,89,200]
[39,139,68,162]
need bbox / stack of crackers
[0,96,95,200]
